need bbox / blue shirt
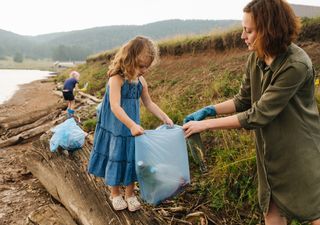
[63,78,78,91]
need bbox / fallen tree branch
[78,91,102,103]
[4,110,61,138]
[0,103,63,131]
[0,117,64,148]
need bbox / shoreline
[0,78,47,105]
[0,79,60,122]
[0,78,62,224]
[0,69,56,106]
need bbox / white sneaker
[126,195,141,212]
[110,195,127,211]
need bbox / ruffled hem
[88,152,137,186]
[88,125,137,186]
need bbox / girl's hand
[163,117,174,127]
[130,124,145,136]
[182,121,207,138]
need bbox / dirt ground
[0,80,61,225]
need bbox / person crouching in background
[62,70,80,118]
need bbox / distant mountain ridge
[292,4,320,18]
[44,20,242,51]
[0,3,319,61]
[0,19,240,61]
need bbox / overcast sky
[1,0,319,36]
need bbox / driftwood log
[0,104,63,132]
[0,90,99,147]
[26,204,77,225]
[4,110,61,138]
[54,90,102,104]
[78,91,102,103]
[24,134,166,225]
[0,117,66,148]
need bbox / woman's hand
[130,124,145,136]
[182,120,207,138]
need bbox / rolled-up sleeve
[237,62,309,130]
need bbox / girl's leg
[125,183,141,212]
[264,200,287,225]
[110,186,121,197]
[311,219,320,225]
[109,186,127,210]
[124,183,135,198]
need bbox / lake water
[0,69,53,104]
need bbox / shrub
[13,52,23,63]
[82,118,97,132]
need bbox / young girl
[62,70,80,117]
[88,36,173,212]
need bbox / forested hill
[292,4,320,18]
[0,3,319,62]
[0,19,240,61]
[36,19,240,52]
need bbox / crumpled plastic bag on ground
[135,125,190,205]
[50,118,86,152]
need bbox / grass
[0,57,55,70]
[82,118,97,132]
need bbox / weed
[82,118,97,132]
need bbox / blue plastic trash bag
[135,125,190,205]
[50,118,86,152]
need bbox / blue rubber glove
[183,105,216,124]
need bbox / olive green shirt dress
[233,43,320,221]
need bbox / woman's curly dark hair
[244,0,301,58]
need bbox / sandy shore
[0,79,61,224]
[0,80,60,121]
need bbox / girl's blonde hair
[108,36,159,80]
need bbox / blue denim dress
[88,79,143,186]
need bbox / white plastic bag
[135,125,190,205]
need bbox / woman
[183,0,320,224]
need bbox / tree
[13,52,23,63]
[52,45,69,61]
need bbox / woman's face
[241,12,258,51]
